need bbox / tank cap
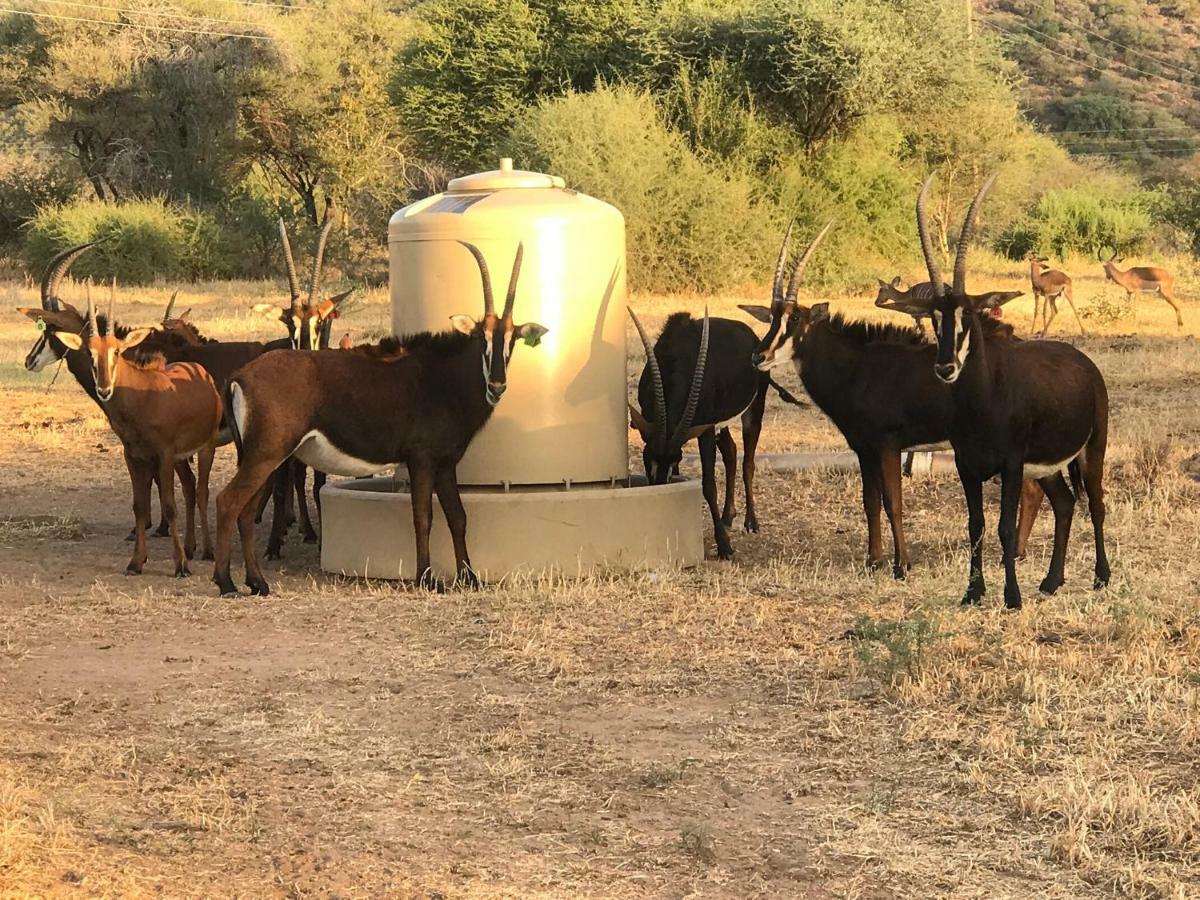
[447,158,566,193]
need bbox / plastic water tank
[388,159,628,486]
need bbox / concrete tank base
[319,476,704,581]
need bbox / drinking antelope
[1099,250,1183,327]
[749,228,1042,577]
[211,242,548,597]
[875,276,1023,329]
[1027,253,1083,336]
[918,174,1110,609]
[53,294,223,576]
[628,225,820,559]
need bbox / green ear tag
[36,317,46,332]
[523,332,541,348]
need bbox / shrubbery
[994,188,1154,259]
[25,200,231,283]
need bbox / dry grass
[1,262,1199,897]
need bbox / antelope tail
[1068,459,1084,506]
[225,382,246,466]
[768,377,806,407]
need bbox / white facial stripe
[27,335,58,371]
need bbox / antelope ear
[891,276,902,288]
[319,289,354,320]
[450,314,476,335]
[18,307,76,330]
[628,402,652,434]
[515,322,548,347]
[809,302,830,323]
[737,304,773,324]
[121,328,155,349]
[683,423,711,442]
[55,331,84,350]
[338,333,353,350]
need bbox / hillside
[981,0,1200,180]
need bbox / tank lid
[446,157,566,193]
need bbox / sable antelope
[1099,249,1183,327]
[627,227,819,560]
[917,174,1110,609]
[52,294,223,575]
[1027,254,1083,336]
[17,244,195,541]
[212,241,548,597]
[749,231,1042,577]
[253,214,354,557]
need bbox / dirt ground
[1,270,1199,898]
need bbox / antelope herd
[13,175,1179,607]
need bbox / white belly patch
[717,399,756,430]
[1024,448,1083,480]
[292,430,382,477]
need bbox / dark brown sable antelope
[212,241,548,597]
[252,214,354,556]
[1099,249,1183,327]
[52,294,223,575]
[17,244,196,540]
[1027,253,1083,336]
[628,228,817,559]
[916,174,1110,609]
[747,229,1042,578]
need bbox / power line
[987,19,1193,89]
[994,16,1185,84]
[1046,126,1199,136]
[31,0,261,30]
[1068,17,1197,80]
[0,4,271,39]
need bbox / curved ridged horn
[953,173,997,296]
[784,221,833,303]
[106,277,114,325]
[772,218,796,302]
[916,176,944,299]
[306,208,335,308]
[459,241,495,316]
[278,219,302,313]
[502,243,523,319]
[86,284,98,338]
[628,308,667,449]
[162,290,178,323]
[40,242,98,312]
[668,308,711,448]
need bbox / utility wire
[993,16,1185,83]
[1046,125,1200,135]
[1067,16,1197,79]
[31,0,262,30]
[0,4,272,39]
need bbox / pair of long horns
[279,205,337,315]
[772,219,833,304]
[459,241,523,319]
[916,173,997,298]
[40,242,99,313]
[628,307,711,451]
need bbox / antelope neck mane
[825,313,927,346]
[164,321,214,344]
[359,329,475,358]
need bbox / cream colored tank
[388,159,628,486]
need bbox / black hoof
[716,547,735,561]
[892,564,907,581]
[456,566,482,590]
[265,547,282,561]
[184,547,196,561]
[246,578,270,597]
[720,513,734,528]
[743,518,759,534]
[153,523,171,538]
[1004,586,1023,609]
[213,573,238,597]
[961,582,985,606]
[867,558,886,573]
[125,563,143,576]
[202,550,215,562]
[1038,575,1064,595]
[175,566,192,579]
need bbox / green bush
[995,188,1153,260]
[509,85,774,293]
[25,199,231,283]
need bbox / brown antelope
[1099,250,1183,326]
[53,294,223,576]
[18,244,196,541]
[918,174,1110,609]
[212,241,548,597]
[1027,253,1083,336]
[750,228,1043,578]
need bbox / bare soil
[2,275,1199,898]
